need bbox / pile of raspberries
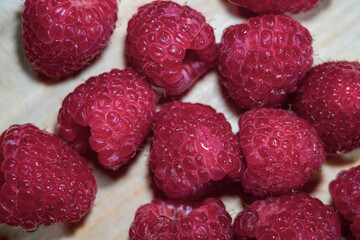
[1,0,360,239]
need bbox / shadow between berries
[219,0,257,19]
[64,211,91,236]
[216,71,247,117]
[326,150,360,167]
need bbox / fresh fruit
[22,0,118,78]
[233,193,341,239]
[329,164,360,239]
[57,69,157,170]
[227,0,324,14]
[238,108,325,196]
[126,0,219,95]
[294,61,360,153]
[150,101,244,199]
[350,217,360,240]
[129,198,233,240]
[0,124,97,231]
[218,14,313,109]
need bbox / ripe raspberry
[329,164,360,239]
[218,14,313,109]
[57,69,157,170]
[126,0,219,95]
[233,193,341,239]
[150,101,244,199]
[294,61,360,153]
[350,217,360,239]
[22,0,118,78]
[227,0,324,14]
[238,108,325,196]
[0,124,97,231]
[129,198,233,240]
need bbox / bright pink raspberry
[22,0,118,78]
[329,164,360,239]
[150,101,244,199]
[227,0,324,14]
[0,124,97,231]
[233,193,341,239]
[294,61,360,153]
[57,69,157,170]
[238,108,325,196]
[218,14,313,109]
[129,198,233,240]
[126,0,219,95]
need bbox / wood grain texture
[0,0,359,239]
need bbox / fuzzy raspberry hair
[329,164,360,239]
[150,102,243,199]
[0,124,97,231]
[218,14,313,109]
[294,61,360,153]
[126,0,219,95]
[238,108,325,196]
[233,193,341,239]
[57,69,157,170]
[129,198,233,240]
[22,0,118,78]
[227,0,324,14]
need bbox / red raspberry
[350,217,360,239]
[57,69,157,170]
[129,198,233,240]
[126,0,219,95]
[218,14,313,109]
[329,164,360,239]
[238,108,325,196]
[22,0,118,78]
[150,101,244,199]
[227,0,324,14]
[233,193,341,239]
[294,61,360,153]
[0,124,97,231]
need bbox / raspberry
[150,101,244,199]
[129,198,233,240]
[329,164,360,239]
[57,69,157,170]
[218,14,313,109]
[227,0,324,14]
[238,108,325,196]
[350,217,360,239]
[0,124,97,231]
[294,61,360,153]
[22,0,118,78]
[126,0,219,95]
[233,193,341,239]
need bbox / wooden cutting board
[0,0,359,239]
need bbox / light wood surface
[0,0,360,239]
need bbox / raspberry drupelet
[57,69,158,170]
[126,0,219,95]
